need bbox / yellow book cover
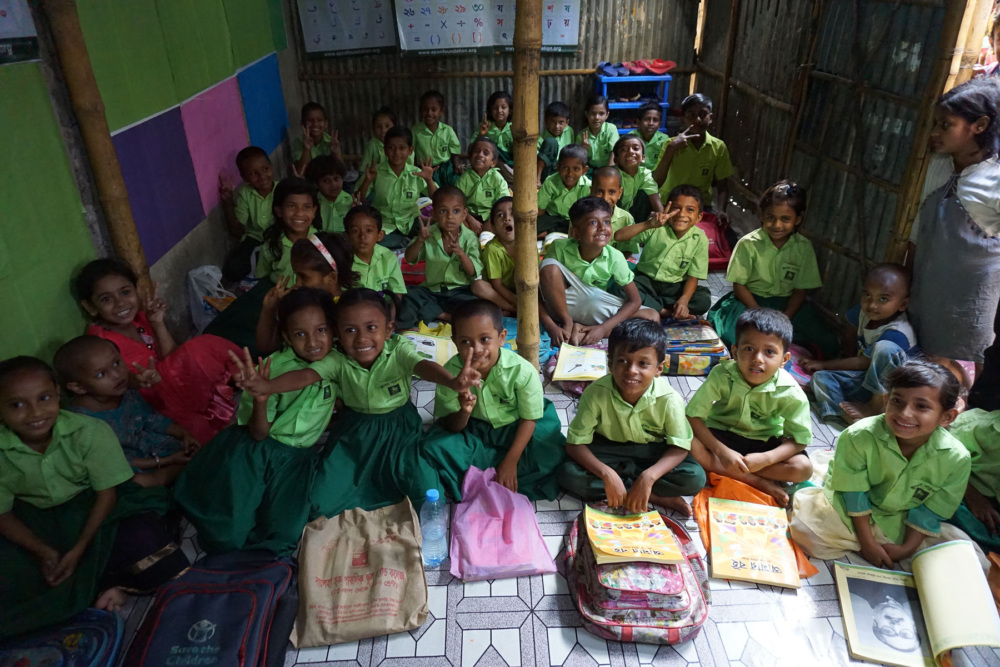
[403,333,457,366]
[552,345,607,382]
[708,497,800,589]
[584,506,683,565]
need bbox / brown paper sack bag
[292,498,429,647]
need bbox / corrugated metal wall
[289,0,699,158]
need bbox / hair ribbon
[308,234,338,273]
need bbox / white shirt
[911,154,1000,240]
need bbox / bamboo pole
[690,0,709,95]
[944,0,993,91]
[42,0,149,290]
[512,0,542,370]
[717,0,743,136]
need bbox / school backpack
[565,503,711,645]
[695,212,734,272]
[0,608,123,667]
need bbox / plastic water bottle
[420,489,448,567]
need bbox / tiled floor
[114,274,1000,667]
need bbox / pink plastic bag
[449,466,557,581]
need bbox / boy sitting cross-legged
[558,319,707,515]
[686,308,813,506]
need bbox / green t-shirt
[725,228,822,298]
[618,166,659,211]
[635,225,709,283]
[655,131,733,207]
[236,347,337,448]
[434,348,543,427]
[315,335,424,414]
[255,226,318,283]
[472,122,513,154]
[0,411,134,512]
[537,127,576,152]
[412,121,461,165]
[234,182,277,242]
[585,121,619,169]
[455,168,510,220]
[609,206,639,255]
[685,360,812,444]
[370,162,429,236]
[537,173,592,219]
[949,408,1000,498]
[355,244,407,294]
[292,132,332,161]
[417,225,482,291]
[546,238,634,289]
[319,190,353,233]
[482,238,517,290]
[629,129,669,170]
[567,375,693,449]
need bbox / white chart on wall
[297,0,399,58]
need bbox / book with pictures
[707,497,800,588]
[402,333,456,366]
[584,505,683,565]
[835,541,1000,667]
[552,345,607,382]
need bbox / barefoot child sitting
[558,319,707,515]
[686,308,814,506]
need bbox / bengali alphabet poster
[298,0,398,58]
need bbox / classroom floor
[113,273,1000,667]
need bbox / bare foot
[839,401,875,424]
[569,322,586,346]
[743,475,789,507]
[95,586,127,613]
[659,307,673,320]
[650,494,693,517]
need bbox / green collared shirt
[236,347,337,448]
[568,375,693,449]
[315,335,424,414]
[629,130,669,170]
[725,228,822,297]
[355,245,407,294]
[473,122,513,154]
[610,206,639,255]
[319,190,353,233]
[370,162,429,236]
[537,174,592,219]
[537,127,576,152]
[412,121,461,165]
[546,238,634,289]
[635,225,709,283]
[482,238,517,290]
[0,411,134,512]
[618,166,659,211]
[292,132,332,161]
[586,122,619,169]
[824,415,970,542]
[234,182,277,242]
[456,168,510,220]
[656,131,733,207]
[685,360,812,444]
[255,226,318,283]
[416,225,482,291]
[949,408,1000,498]
[434,348,543,427]
[360,137,414,173]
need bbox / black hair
[468,136,499,162]
[489,196,513,223]
[735,307,793,352]
[569,196,612,226]
[486,90,513,124]
[667,184,704,211]
[263,177,321,262]
[53,335,118,386]
[864,263,911,294]
[304,154,347,183]
[592,166,623,186]
[384,125,413,146]
[276,287,338,346]
[300,101,327,123]
[344,204,384,233]
[558,143,589,167]
[544,101,571,120]
[432,185,466,207]
[638,101,663,120]
[334,287,394,330]
[759,179,808,218]
[584,94,609,115]
[74,258,138,303]
[0,356,57,392]
[885,359,960,412]
[290,232,360,287]
[608,318,669,364]
[681,93,713,113]
[451,299,505,334]
[938,77,1000,158]
[420,89,446,108]
[235,146,269,172]
[613,134,645,158]
[373,106,397,125]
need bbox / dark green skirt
[433,160,458,187]
[536,213,570,235]
[173,426,318,556]
[310,403,442,519]
[202,277,274,358]
[948,500,1000,553]
[706,291,841,359]
[397,284,477,330]
[422,399,566,501]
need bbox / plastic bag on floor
[187,265,235,333]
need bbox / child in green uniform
[790,360,986,572]
[481,198,519,313]
[174,288,339,556]
[559,319,707,515]
[412,89,463,186]
[539,197,657,347]
[422,300,565,500]
[686,308,814,506]
[628,101,669,170]
[614,185,712,319]
[580,95,618,171]
[0,357,188,641]
[707,180,840,359]
[456,137,511,234]
[591,167,639,258]
[357,126,437,250]
[946,408,1000,553]
[360,106,409,173]
[257,177,320,284]
[613,134,664,223]
[536,101,575,187]
[537,144,592,235]
[473,90,514,166]
[652,93,732,211]
[305,154,352,233]
[293,102,340,175]
[220,146,276,281]
[344,205,407,294]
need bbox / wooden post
[512,0,542,369]
[945,0,994,91]
[717,0,742,136]
[41,0,150,289]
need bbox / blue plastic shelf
[596,74,673,83]
[596,72,672,133]
[608,101,671,110]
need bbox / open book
[552,345,606,382]
[708,497,800,588]
[584,506,683,565]
[835,541,1000,667]
[402,333,457,366]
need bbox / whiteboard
[297,0,398,58]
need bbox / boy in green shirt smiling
[344,205,407,295]
[559,319,706,515]
[220,146,276,280]
[628,102,669,170]
[304,154,352,233]
[412,89,463,186]
[537,144,592,235]
[613,134,664,223]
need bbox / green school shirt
[618,166,659,211]
[949,408,1000,498]
[725,228,822,298]
[635,225,710,283]
[456,168,510,220]
[360,137,414,173]
[537,173,592,219]
[319,190,353,233]
[355,244,407,294]
[482,238,517,290]
[434,348,543,427]
[315,335,424,414]
[0,411,134,513]
[685,360,812,445]
[417,225,482,291]
[567,375,693,449]
[473,122,513,154]
[823,415,970,542]
[656,131,733,207]
[412,121,461,165]
[234,182,277,242]
[370,162,429,236]
[630,129,669,170]
[292,132,332,161]
[585,121,619,169]
[255,226,318,283]
[236,347,337,448]
[546,238,634,289]
[537,127,576,152]
[610,206,639,255]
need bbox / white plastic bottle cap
[425,489,440,503]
